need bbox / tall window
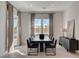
[13,16,19,47]
[34,19,41,34]
[34,15,49,35]
[43,18,49,34]
[12,8,19,48]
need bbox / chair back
[27,39,30,48]
[54,40,57,48]
[51,37,54,43]
[29,37,31,41]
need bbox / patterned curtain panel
[7,2,13,52]
[49,14,53,36]
[31,13,35,36]
[17,11,22,46]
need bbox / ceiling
[9,1,75,13]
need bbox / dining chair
[51,37,54,43]
[49,35,51,39]
[27,39,39,55]
[45,40,57,55]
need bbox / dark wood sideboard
[59,36,79,52]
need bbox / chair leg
[45,48,48,55]
[37,48,38,54]
[45,48,46,53]
[53,48,56,55]
[45,48,56,55]
[27,48,30,55]
[28,48,38,56]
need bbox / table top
[31,36,52,42]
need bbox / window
[34,19,41,34]
[13,8,19,47]
[13,17,18,47]
[43,18,49,34]
[34,15,49,35]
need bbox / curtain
[7,2,13,52]
[49,14,53,36]
[30,13,35,36]
[5,3,8,52]
[17,11,22,45]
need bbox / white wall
[21,12,30,45]
[64,2,79,40]
[53,12,64,40]
[0,2,6,57]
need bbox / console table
[59,36,79,52]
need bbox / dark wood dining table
[31,36,52,52]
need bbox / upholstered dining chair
[27,39,39,55]
[51,37,54,43]
[45,40,57,55]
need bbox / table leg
[40,42,43,52]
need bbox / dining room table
[31,35,53,52]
